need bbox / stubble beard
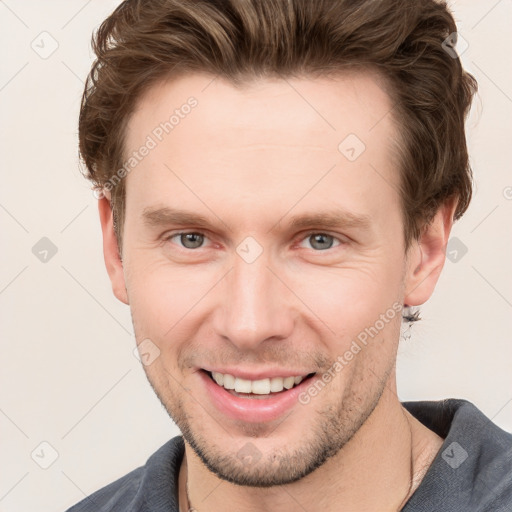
[144,361,391,487]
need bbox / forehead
[127,70,396,149]
[123,71,401,232]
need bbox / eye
[163,231,345,252]
[165,232,207,249]
[298,232,343,251]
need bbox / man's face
[118,72,412,485]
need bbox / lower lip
[200,370,315,423]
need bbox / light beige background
[0,1,511,511]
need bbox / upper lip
[201,367,316,380]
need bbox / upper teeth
[211,372,306,394]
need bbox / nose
[212,249,295,351]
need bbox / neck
[179,386,443,512]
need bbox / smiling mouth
[203,369,316,398]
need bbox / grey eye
[179,233,204,249]
[307,233,336,250]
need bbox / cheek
[125,257,217,337]
[124,240,405,345]
[284,258,404,336]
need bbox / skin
[99,72,456,511]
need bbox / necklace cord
[184,409,417,512]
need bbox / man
[66,0,512,510]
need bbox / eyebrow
[141,206,372,232]
[143,207,218,229]
[285,209,371,232]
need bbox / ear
[403,196,458,306]
[98,196,129,305]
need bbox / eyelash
[162,230,346,252]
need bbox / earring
[401,305,421,341]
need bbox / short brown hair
[79,0,477,251]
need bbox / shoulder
[403,399,512,511]
[64,435,185,512]
[64,467,145,512]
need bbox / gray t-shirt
[64,399,512,511]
